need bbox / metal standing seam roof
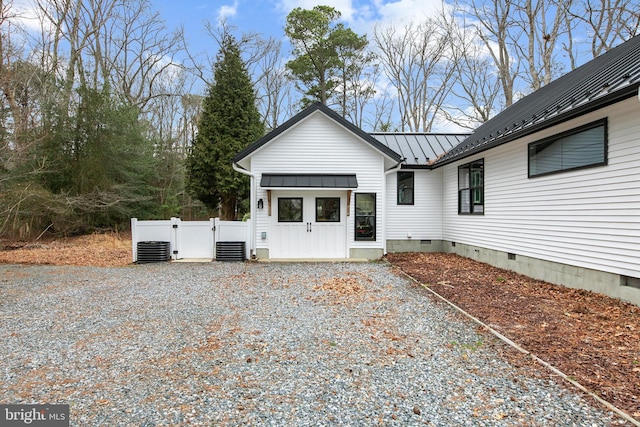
[435,35,640,167]
[370,133,469,167]
[260,174,358,188]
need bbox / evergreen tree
[186,35,264,220]
[3,86,161,236]
[285,5,373,114]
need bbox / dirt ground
[0,232,132,267]
[1,235,638,421]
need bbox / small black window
[529,119,607,177]
[316,198,340,222]
[397,171,414,205]
[355,193,376,241]
[458,159,484,215]
[278,198,303,222]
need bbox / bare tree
[341,58,379,129]
[253,39,295,131]
[100,0,186,111]
[463,0,520,107]
[367,85,396,132]
[441,9,501,128]
[459,0,637,108]
[0,0,55,167]
[568,0,640,59]
[0,0,24,147]
[373,19,456,132]
[513,0,572,91]
[35,0,119,107]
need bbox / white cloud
[273,0,448,41]
[10,0,46,33]
[373,0,444,24]
[218,1,239,23]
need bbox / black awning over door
[260,174,358,188]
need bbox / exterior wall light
[257,198,264,209]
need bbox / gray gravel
[0,261,625,426]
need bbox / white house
[233,35,640,305]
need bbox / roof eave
[400,164,435,170]
[433,84,639,169]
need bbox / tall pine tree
[186,35,264,220]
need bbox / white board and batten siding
[442,97,640,278]
[247,111,391,255]
[385,169,444,240]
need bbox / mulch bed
[386,252,640,421]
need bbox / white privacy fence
[130,217,252,262]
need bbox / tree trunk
[219,196,237,221]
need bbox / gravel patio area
[0,262,623,426]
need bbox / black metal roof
[260,174,358,188]
[435,35,640,167]
[370,133,469,167]
[233,102,403,163]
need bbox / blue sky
[151,0,453,129]
[153,0,445,56]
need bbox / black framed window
[316,198,340,222]
[355,193,376,241]
[278,198,303,222]
[458,159,484,215]
[397,171,414,205]
[529,119,607,177]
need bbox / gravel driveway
[0,262,621,426]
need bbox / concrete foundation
[386,239,444,253]
[254,247,381,261]
[255,248,269,259]
[349,248,384,260]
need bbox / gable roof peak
[233,102,403,163]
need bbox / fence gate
[176,219,215,259]
[131,217,251,262]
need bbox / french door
[271,191,347,259]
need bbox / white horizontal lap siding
[386,169,443,240]
[251,112,386,249]
[443,97,640,277]
[253,173,269,250]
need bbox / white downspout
[233,163,257,258]
[382,160,404,256]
